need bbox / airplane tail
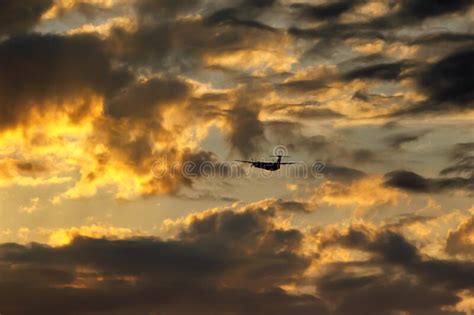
[269,155,289,165]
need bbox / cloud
[312,175,403,213]
[446,213,474,258]
[109,3,289,74]
[291,0,363,21]
[349,149,380,164]
[411,32,474,46]
[315,224,474,314]
[105,77,191,119]
[282,107,345,120]
[394,49,474,115]
[264,120,335,156]
[418,49,474,106]
[20,197,40,214]
[365,0,473,30]
[342,61,411,81]
[441,143,474,177]
[383,130,429,150]
[384,170,474,194]
[0,204,329,314]
[396,0,473,20]
[0,158,71,187]
[204,7,276,31]
[0,0,54,36]
[226,104,265,158]
[322,165,367,183]
[135,0,201,20]
[0,33,131,129]
[203,0,277,31]
[41,0,121,20]
[2,205,473,314]
[41,224,148,247]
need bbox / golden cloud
[311,175,406,215]
[41,224,149,247]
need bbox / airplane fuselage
[251,161,280,171]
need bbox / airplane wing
[235,160,254,163]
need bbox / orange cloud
[311,175,406,215]
[41,224,149,247]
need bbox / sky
[0,0,473,314]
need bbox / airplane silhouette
[236,155,296,171]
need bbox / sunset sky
[0,0,474,314]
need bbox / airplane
[236,155,297,171]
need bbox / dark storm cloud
[109,12,284,73]
[0,206,329,315]
[289,0,473,61]
[0,0,53,36]
[109,0,283,74]
[105,77,191,119]
[280,61,412,94]
[3,207,472,315]
[411,32,474,45]
[109,19,202,71]
[363,0,473,31]
[135,0,201,20]
[226,105,266,158]
[343,61,412,81]
[291,0,363,20]
[0,33,132,129]
[0,206,473,315]
[393,49,474,115]
[247,0,277,8]
[418,49,474,107]
[316,225,474,314]
[396,0,473,20]
[318,272,462,315]
[384,170,474,194]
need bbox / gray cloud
[316,225,474,314]
[105,77,191,119]
[383,131,429,150]
[291,0,365,21]
[393,49,474,115]
[0,33,132,129]
[0,0,53,36]
[384,170,474,194]
[343,61,411,81]
[440,142,474,178]
[0,205,328,315]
